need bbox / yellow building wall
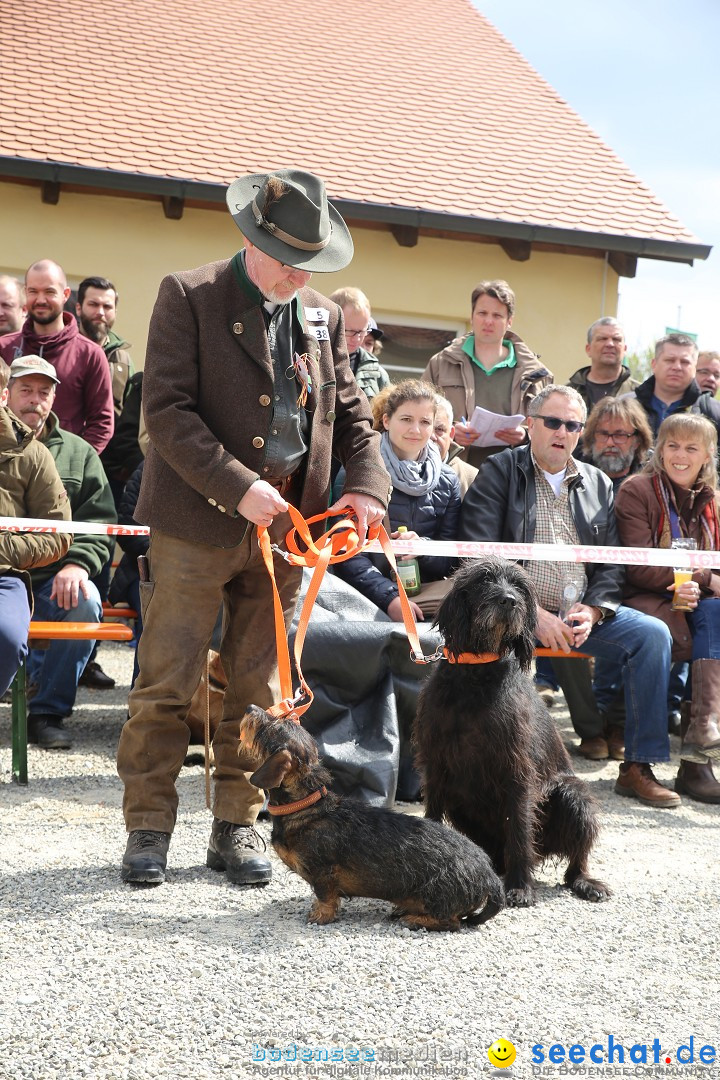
[0,180,618,381]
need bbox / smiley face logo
[487,1039,516,1068]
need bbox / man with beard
[117,168,390,887]
[5,355,115,746]
[0,260,114,452]
[76,277,134,415]
[580,395,653,492]
[0,275,25,335]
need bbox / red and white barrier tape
[0,516,150,537]
[364,537,718,570]
[1,516,717,570]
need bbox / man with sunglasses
[460,384,680,808]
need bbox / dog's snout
[497,591,515,609]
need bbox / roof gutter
[1,156,711,265]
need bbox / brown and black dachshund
[240,706,505,931]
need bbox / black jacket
[632,376,720,438]
[459,444,623,613]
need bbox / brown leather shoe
[607,727,625,761]
[615,762,681,808]
[578,736,609,760]
[675,761,720,804]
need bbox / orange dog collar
[267,786,328,816]
[443,648,500,664]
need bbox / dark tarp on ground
[289,569,443,808]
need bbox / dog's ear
[435,585,474,655]
[513,573,538,672]
[513,629,535,672]
[249,749,293,790]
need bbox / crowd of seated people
[3,259,720,813]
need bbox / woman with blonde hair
[615,414,720,802]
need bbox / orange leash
[257,506,439,723]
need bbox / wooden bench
[102,604,138,621]
[9,621,134,786]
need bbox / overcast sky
[474,0,720,353]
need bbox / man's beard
[80,315,108,343]
[29,305,63,326]
[265,284,298,305]
[591,446,635,476]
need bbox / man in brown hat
[118,167,390,887]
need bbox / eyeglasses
[346,327,370,342]
[534,415,584,434]
[595,429,637,444]
[697,368,720,382]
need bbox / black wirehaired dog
[239,706,505,931]
[414,557,611,908]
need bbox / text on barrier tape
[0,516,150,537]
[1,517,718,570]
[363,537,720,570]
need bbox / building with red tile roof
[0,0,709,377]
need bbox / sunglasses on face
[534,415,584,434]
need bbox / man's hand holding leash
[237,480,289,528]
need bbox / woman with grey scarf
[334,380,461,622]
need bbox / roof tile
[0,0,698,245]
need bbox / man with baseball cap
[6,355,116,749]
[0,356,71,699]
[118,167,390,886]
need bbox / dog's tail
[465,879,505,926]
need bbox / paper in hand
[466,406,526,447]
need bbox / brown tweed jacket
[135,258,390,546]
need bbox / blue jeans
[687,597,720,660]
[0,574,30,696]
[593,658,688,712]
[27,576,102,718]
[566,605,672,763]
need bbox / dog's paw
[505,886,537,908]
[569,875,612,903]
[307,900,338,925]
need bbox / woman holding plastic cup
[615,414,720,803]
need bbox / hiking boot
[615,762,681,808]
[675,761,720,804]
[577,736,608,760]
[121,830,170,884]
[606,727,625,761]
[206,819,272,885]
[27,714,72,750]
[79,660,116,690]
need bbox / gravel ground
[1,640,719,1080]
